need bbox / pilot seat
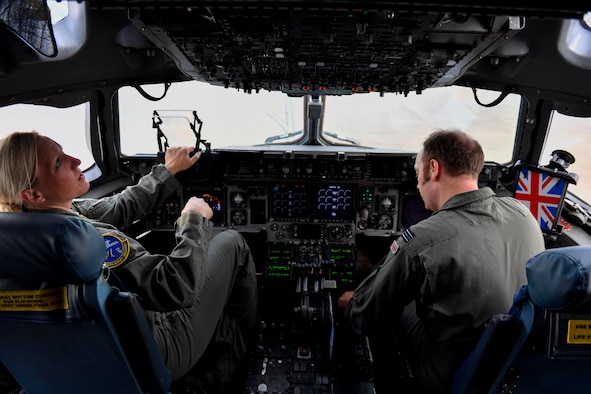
[453,245,591,394]
[0,212,171,394]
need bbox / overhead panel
[131,6,523,96]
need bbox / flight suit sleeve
[114,210,213,311]
[345,232,420,335]
[72,164,180,228]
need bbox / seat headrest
[526,246,591,311]
[0,212,106,284]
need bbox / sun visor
[0,0,57,57]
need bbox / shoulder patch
[401,228,415,242]
[390,240,400,255]
[103,233,130,269]
[390,228,415,256]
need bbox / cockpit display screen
[268,242,292,262]
[201,192,224,225]
[329,245,354,261]
[271,183,309,219]
[400,193,432,228]
[267,242,292,280]
[315,183,355,221]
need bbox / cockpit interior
[2,1,591,394]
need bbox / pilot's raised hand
[181,196,214,220]
[164,146,201,175]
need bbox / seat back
[0,212,171,394]
[453,245,591,394]
[503,245,591,393]
[452,294,537,394]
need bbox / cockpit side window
[0,102,95,173]
[542,111,591,203]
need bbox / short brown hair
[422,130,484,177]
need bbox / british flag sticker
[514,168,566,232]
[390,240,400,255]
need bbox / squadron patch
[103,233,130,269]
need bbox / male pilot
[338,130,545,393]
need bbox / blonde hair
[0,131,39,212]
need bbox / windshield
[2,81,591,203]
[118,81,519,163]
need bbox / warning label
[0,287,69,311]
[567,319,591,344]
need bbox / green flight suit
[345,187,545,393]
[65,164,257,386]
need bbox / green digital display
[267,242,292,279]
[331,269,354,284]
[329,246,353,261]
[268,242,292,261]
[266,264,291,278]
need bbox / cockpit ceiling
[129,7,528,96]
[1,1,590,103]
[95,1,588,19]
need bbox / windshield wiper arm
[265,130,304,144]
[564,197,591,226]
[323,131,360,146]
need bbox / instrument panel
[138,148,430,241]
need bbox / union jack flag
[514,168,567,232]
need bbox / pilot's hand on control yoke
[164,146,201,175]
[182,196,214,220]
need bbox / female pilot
[0,130,257,393]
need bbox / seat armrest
[107,291,171,393]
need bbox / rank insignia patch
[103,233,130,269]
[390,228,414,255]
